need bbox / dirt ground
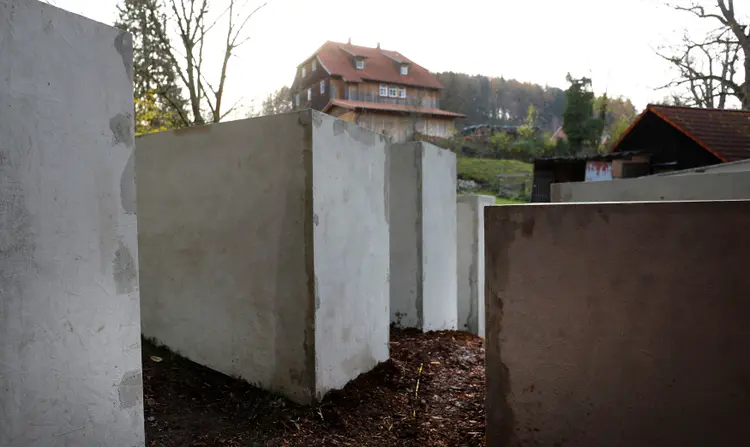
[143,328,486,446]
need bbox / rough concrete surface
[137,110,389,404]
[553,170,750,202]
[311,115,390,398]
[388,142,457,331]
[0,1,144,445]
[456,195,494,337]
[485,201,750,446]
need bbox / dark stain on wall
[0,147,36,319]
[114,31,134,83]
[484,211,518,447]
[120,152,136,215]
[118,369,143,409]
[113,241,137,295]
[110,113,134,148]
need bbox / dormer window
[355,59,365,70]
[312,60,317,71]
[400,65,408,75]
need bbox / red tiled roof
[323,99,466,118]
[612,104,750,162]
[304,41,443,89]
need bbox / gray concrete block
[553,170,750,202]
[389,142,457,331]
[136,110,390,404]
[456,194,494,337]
[0,1,143,445]
[485,201,750,446]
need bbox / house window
[312,60,317,71]
[379,84,388,97]
[389,86,398,97]
[307,88,311,101]
[400,65,408,75]
[355,59,365,70]
[302,66,306,77]
[399,88,406,98]
[295,94,300,106]
[320,80,326,94]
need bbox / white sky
[46,0,736,117]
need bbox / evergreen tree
[562,74,603,154]
[115,0,188,134]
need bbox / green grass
[456,157,532,185]
[493,197,527,205]
[457,157,533,203]
[471,191,527,205]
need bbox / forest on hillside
[433,72,638,136]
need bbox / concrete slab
[0,1,143,445]
[485,201,750,446]
[552,170,750,202]
[388,142,457,331]
[456,195,494,337]
[136,111,390,404]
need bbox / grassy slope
[456,157,532,184]
[457,157,532,204]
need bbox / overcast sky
[46,0,732,116]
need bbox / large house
[291,40,465,142]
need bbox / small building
[531,105,750,202]
[531,151,650,202]
[290,40,465,142]
[611,104,750,173]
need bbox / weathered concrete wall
[485,201,750,446]
[456,195,494,337]
[421,144,458,331]
[137,111,389,403]
[659,158,750,176]
[389,142,457,331]
[312,116,390,398]
[0,1,144,446]
[553,170,750,202]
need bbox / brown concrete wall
[485,201,750,446]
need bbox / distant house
[550,126,566,143]
[531,104,750,202]
[290,40,465,142]
[610,104,750,173]
[550,125,609,147]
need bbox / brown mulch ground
[143,327,485,446]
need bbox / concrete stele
[389,141,457,331]
[0,1,144,445]
[456,194,494,337]
[485,201,750,446]
[136,110,390,404]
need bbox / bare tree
[659,0,749,109]
[147,0,268,124]
[658,30,741,108]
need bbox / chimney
[347,37,351,44]
[377,42,380,49]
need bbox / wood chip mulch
[143,327,485,446]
